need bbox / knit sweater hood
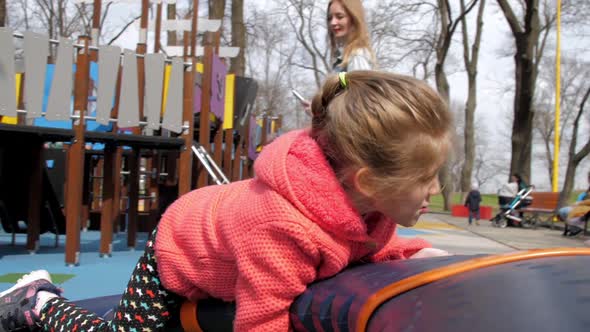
[254,129,386,243]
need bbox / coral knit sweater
[155,129,430,331]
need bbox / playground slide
[64,249,590,332]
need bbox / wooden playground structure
[0,1,283,265]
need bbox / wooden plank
[0,28,17,117]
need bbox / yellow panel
[222,74,235,130]
[161,65,172,115]
[1,74,21,124]
[196,63,204,73]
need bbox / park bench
[563,210,590,237]
[517,191,560,228]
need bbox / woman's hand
[409,247,451,259]
[301,99,312,115]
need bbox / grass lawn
[0,273,75,284]
[429,191,582,214]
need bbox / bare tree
[209,0,226,20]
[432,0,479,210]
[280,0,330,88]
[559,85,590,206]
[534,57,590,184]
[495,0,558,182]
[246,8,298,127]
[459,0,486,194]
[7,0,137,46]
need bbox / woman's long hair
[327,0,375,68]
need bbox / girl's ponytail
[310,74,347,134]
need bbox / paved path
[404,213,590,255]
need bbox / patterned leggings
[39,228,183,332]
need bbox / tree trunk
[497,0,540,182]
[435,62,453,210]
[167,3,176,46]
[510,41,536,182]
[460,0,485,194]
[209,0,226,20]
[461,74,477,191]
[0,0,5,27]
[559,86,590,207]
[231,0,246,76]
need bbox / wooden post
[126,1,148,247]
[232,136,242,181]
[90,0,102,61]
[154,3,163,53]
[92,158,103,210]
[127,150,139,248]
[64,36,90,266]
[197,32,215,188]
[26,141,43,252]
[223,129,233,179]
[148,151,160,228]
[178,31,195,195]
[99,144,115,257]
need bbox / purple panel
[193,85,202,114]
[210,54,227,120]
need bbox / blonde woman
[328,0,375,72]
[299,0,376,110]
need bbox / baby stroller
[492,185,534,228]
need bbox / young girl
[328,0,375,72]
[0,71,452,332]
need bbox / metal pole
[552,0,562,192]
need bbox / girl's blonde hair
[327,0,375,69]
[311,71,452,195]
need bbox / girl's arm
[234,222,319,332]
[370,235,432,262]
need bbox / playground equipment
[61,248,590,331]
[0,13,268,264]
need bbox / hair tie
[338,72,348,88]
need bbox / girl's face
[328,1,352,40]
[372,174,441,228]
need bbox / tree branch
[496,0,524,35]
[107,14,141,45]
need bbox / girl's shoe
[0,270,61,332]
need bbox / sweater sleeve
[369,234,431,262]
[347,49,373,71]
[233,222,319,332]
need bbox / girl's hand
[409,248,451,259]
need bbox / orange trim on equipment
[356,247,590,332]
[180,300,203,332]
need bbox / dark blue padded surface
[69,254,590,332]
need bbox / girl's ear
[351,167,376,199]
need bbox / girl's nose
[429,177,441,195]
